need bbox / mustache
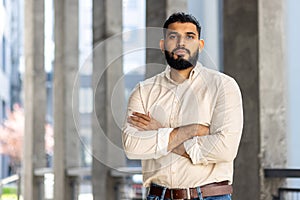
[171,47,191,55]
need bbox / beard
[164,47,199,70]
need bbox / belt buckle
[170,188,191,199]
[186,188,191,199]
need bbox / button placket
[169,87,179,127]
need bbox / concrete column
[92,0,124,199]
[92,1,108,199]
[258,1,287,199]
[23,0,46,199]
[145,0,187,78]
[106,0,125,169]
[223,0,287,199]
[53,0,80,199]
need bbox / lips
[174,49,187,56]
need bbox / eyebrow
[167,31,197,36]
[167,31,179,35]
[186,32,197,36]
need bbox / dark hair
[163,12,201,39]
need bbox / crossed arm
[123,78,243,164]
[128,112,209,158]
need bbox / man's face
[161,22,203,70]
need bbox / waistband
[149,181,232,199]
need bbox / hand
[195,124,210,136]
[172,144,190,159]
[167,124,210,152]
[170,125,209,160]
[128,112,163,131]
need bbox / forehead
[166,22,198,35]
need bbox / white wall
[287,0,300,186]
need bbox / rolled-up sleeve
[122,84,173,160]
[184,78,243,165]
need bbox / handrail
[0,174,19,186]
[67,167,91,176]
[265,168,300,200]
[264,168,300,178]
[34,167,91,177]
[34,167,53,176]
[111,167,142,177]
[278,188,300,192]
[33,167,142,177]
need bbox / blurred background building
[0,0,299,199]
[0,0,22,179]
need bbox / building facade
[0,0,22,179]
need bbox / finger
[128,119,146,131]
[131,121,147,130]
[132,112,150,121]
[132,112,151,121]
[130,116,149,126]
[127,116,133,123]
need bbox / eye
[186,35,195,40]
[168,34,177,40]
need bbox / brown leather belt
[149,181,232,199]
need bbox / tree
[0,104,53,172]
[0,104,24,164]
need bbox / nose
[177,36,185,47]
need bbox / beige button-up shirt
[122,63,243,188]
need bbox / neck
[170,66,194,83]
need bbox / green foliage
[1,186,17,200]
[2,186,17,194]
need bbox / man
[122,12,243,200]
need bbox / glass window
[2,36,5,72]
[79,87,93,114]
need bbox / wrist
[192,124,209,137]
[187,124,199,138]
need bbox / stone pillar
[92,0,124,199]
[258,1,287,199]
[92,1,108,200]
[145,0,187,78]
[23,0,46,199]
[22,0,46,200]
[53,0,80,199]
[223,0,287,199]
[106,0,125,170]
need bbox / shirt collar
[164,62,202,83]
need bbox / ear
[199,39,205,52]
[159,39,165,52]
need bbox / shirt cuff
[155,128,173,158]
[184,137,208,165]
